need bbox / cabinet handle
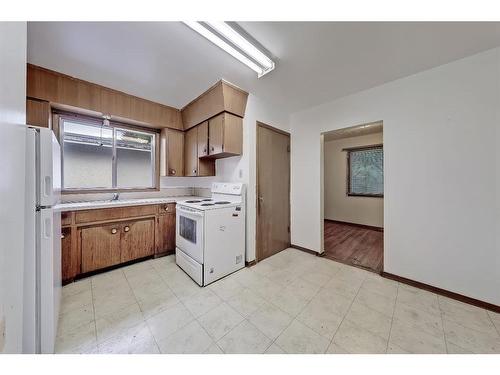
[193,169,197,174]
[211,146,214,152]
[170,169,176,175]
[203,148,207,154]
[124,226,130,233]
[111,228,117,234]
[164,206,169,211]
[61,234,65,239]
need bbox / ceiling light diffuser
[183,21,275,78]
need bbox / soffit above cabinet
[181,80,248,130]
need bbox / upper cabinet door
[160,129,184,177]
[208,113,224,155]
[184,127,198,176]
[197,121,209,158]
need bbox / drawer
[75,204,157,224]
[61,211,73,226]
[158,202,176,215]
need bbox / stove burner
[214,201,231,205]
[201,203,215,206]
[185,200,202,203]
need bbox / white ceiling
[27,22,500,113]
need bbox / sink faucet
[111,192,120,201]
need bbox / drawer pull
[111,228,117,234]
[170,169,176,175]
[124,226,130,233]
[61,234,65,239]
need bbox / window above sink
[57,112,158,193]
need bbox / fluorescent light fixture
[183,21,275,77]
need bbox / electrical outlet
[0,315,6,352]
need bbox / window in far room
[346,145,383,197]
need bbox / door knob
[170,169,176,175]
[124,226,130,232]
[111,228,117,234]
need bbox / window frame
[345,144,384,198]
[56,111,160,194]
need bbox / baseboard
[382,272,500,314]
[291,244,324,257]
[325,219,383,232]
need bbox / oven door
[176,205,204,264]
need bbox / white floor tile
[217,321,272,354]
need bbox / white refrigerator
[23,127,62,354]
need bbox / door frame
[255,121,291,262]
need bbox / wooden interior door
[81,223,121,273]
[256,123,291,261]
[121,218,155,262]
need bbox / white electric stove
[175,182,246,286]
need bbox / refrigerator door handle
[43,176,52,200]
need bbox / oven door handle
[177,206,204,218]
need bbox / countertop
[55,196,199,212]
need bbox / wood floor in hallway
[324,220,383,273]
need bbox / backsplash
[60,187,194,203]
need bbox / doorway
[256,122,291,262]
[322,121,384,273]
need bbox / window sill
[62,187,160,195]
[347,193,384,198]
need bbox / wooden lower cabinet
[80,222,122,273]
[61,227,74,281]
[62,203,177,283]
[156,213,176,255]
[121,218,155,262]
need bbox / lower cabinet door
[156,214,176,254]
[81,223,122,273]
[121,218,155,263]
[61,227,73,282]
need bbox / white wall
[291,48,500,305]
[0,22,27,353]
[324,132,384,227]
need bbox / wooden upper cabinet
[81,223,122,273]
[208,112,243,158]
[208,114,224,155]
[26,98,50,128]
[184,127,198,177]
[27,66,59,102]
[160,128,184,177]
[181,80,248,130]
[76,81,102,112]
[197,121,209,157]
[101,88,131,119]
[120,218,155,263]
[26,64,182,130]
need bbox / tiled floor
[56,248,500,354]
